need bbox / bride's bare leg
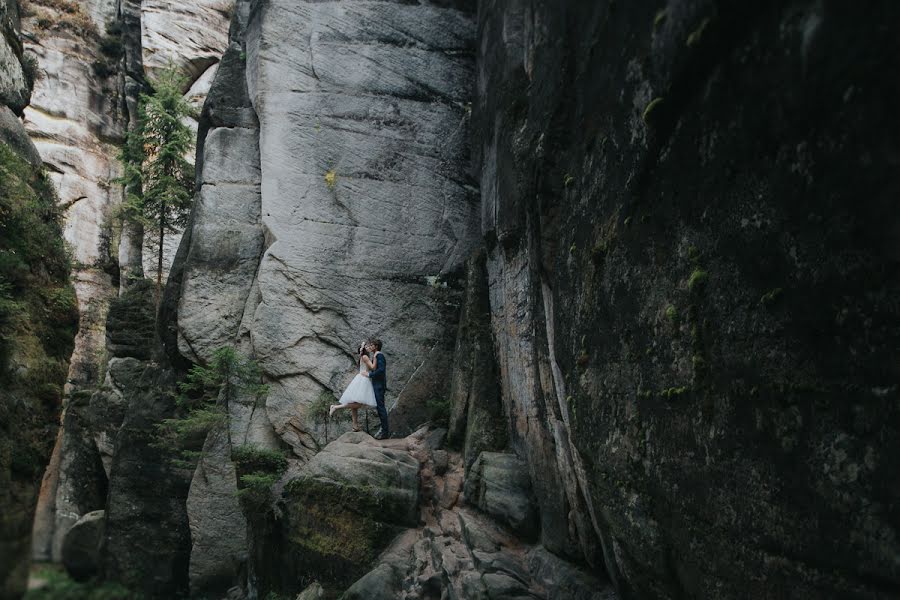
[329,403,345,417]
[350,408,359,430]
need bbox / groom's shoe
[373,430,389,440]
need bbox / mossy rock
[276,433,419,594]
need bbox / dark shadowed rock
[61,510,105,582]
[264,433,420,595]
[476,1,900,597]
[465,452,538,541]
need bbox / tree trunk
[156,209,165,304]
[118,218,144,293]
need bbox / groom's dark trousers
[369,353,389,436]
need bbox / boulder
[464,452,538,540]
[61,510,105,582]
[274,433,420,592]
[297,582,325,600]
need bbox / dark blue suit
[369,353,388,436]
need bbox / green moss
[642,97,664,124]
[687,245,701,262]
[0,142,76,372]
[687,269,708,292]
[660,386,689,399]
[665,304,678,324]
[591,240,608,264]
[653,9,668,31]
[686,17,711,47]
[23,566,137,600]
[563,174,575,188]
[760,287,783,307]
[623,216,632,227]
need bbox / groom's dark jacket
[369,353,387,393]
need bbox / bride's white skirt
[339,374,377,407]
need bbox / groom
[363,338,389,439]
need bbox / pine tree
[119,66,195,298]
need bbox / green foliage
[427,397,450,428]
[232,445,288,475]
[24,567,136,600]
[0,143,77,375]
[234,446,287,509]
[156,347,267,464]
[687,269,708,292]
[21,53,41,88]
[117,66,196,291]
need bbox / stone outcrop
[475,1,900,597]
[61,510,105,582]
[27,0,234,567]
[175,0,481,456]
[0,4,77,594]
[331,429,613,600]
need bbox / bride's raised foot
[329,404,338,417]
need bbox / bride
[329,341,377,432]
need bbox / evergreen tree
[156,347,268,468]
[119,66,195,297]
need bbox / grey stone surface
[187,426,248,597]
[233,0,480,448]
[464,452,538,541]
[0,106,39,166]
[61,510,105,582]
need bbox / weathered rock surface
[446,250,506,472]
[174,0,482,462]
[0,118,76,598]
[101,282,192,598]
[337,430,615,600]
[61,510,105,582]
[476,1,900,597]
[464,451,538,541]
[141,0,230,82]
[257,432,420,595]
[187,425,247,597]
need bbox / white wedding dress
[338,356,377,407]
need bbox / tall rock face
[22,0,125,563]
[0,3,78,591]
[177,0,481,451]
[27,0,233,564]
[476,1,900,598]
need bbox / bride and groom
[329,338,389,439]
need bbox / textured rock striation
[176,0,481,455]
[475,1,900,598]
[28,0,234,565]
[0,13,77,590]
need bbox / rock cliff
[13,1,900,599]
[474,1,900,597]
[0,2,77,595]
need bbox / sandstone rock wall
[28,0,233,564]
[475,1,900,597]
[0,3,77,589]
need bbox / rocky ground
[268,427,616,600]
